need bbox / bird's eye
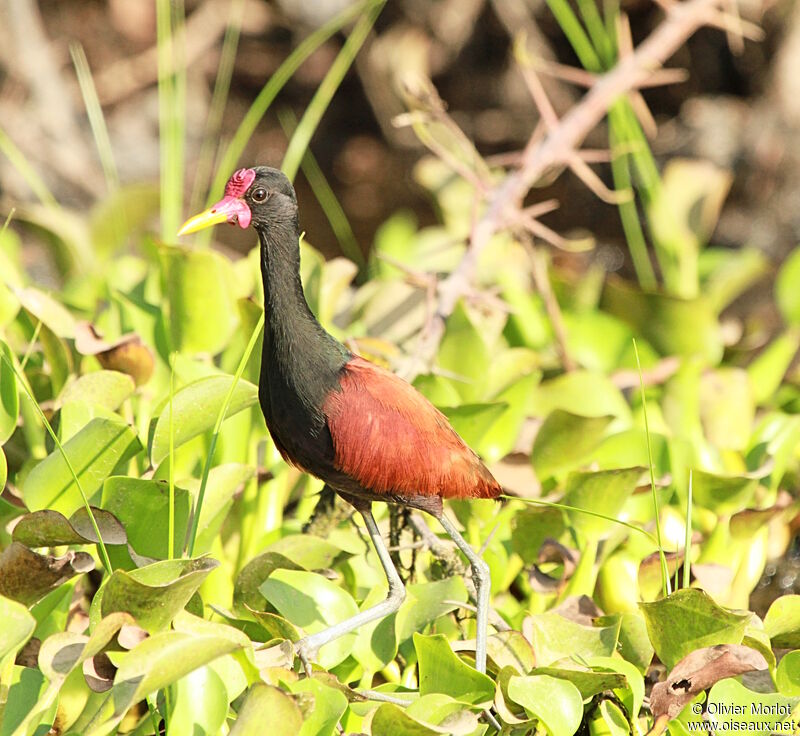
[251,188,269,202]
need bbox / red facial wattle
[209,167,256,229]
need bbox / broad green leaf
[563,467,642,540]
[371,211,419,279]
[0,339,18,443]
[437,302,491,402]
[89,183,160,256]
[101,476,190,560]
[764,595,800,648]
[351,584,398,671]
[12,507,126,548]
[0,445,6,492]
[148,374,258,465]
[511,507,565,564]
[563,310,637,373]
[0,543,93,606]
[229,684,303,736]
[690,469,758,515]
[0,594,35,661]
[234,551,304,614]
[261,569,359,668]
[532,411,614,479]
[370,703,440,736]
[507,674,583,736]
[593,699,630,736]
[267,534,347,570]
[531,370,631,420]
[396,577,468,643]
[486,631,536,674]
[100,557,219,631]
[1,666,48,736]
[699,368,754,450]
[480,372,540,462]
[602,280,723,363]
[12,284,77,338]
[587,429,671,474]
[707,678,798,734]
[414,633,495,705]
[525,612,619,667]
[531,666,626,699]
[441,402,507,450]
[589,654,645,721]
[598,613,654,675]
[22,417,142,515]
[747,329,800,405]
[162,245,240,354]
[776,246,800,325]
[414,373,462,406]
[168,666,229,736]
[406,694,480,734]
[639,589,751,669]
[776,650,800,696]
[58,370,135,411]
[700,246,768,313]
[287,677,348,736]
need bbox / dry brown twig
[399,0,744,381]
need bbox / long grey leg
[295,506,406,673]
[435,513,491,675]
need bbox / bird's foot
[294,637,317,678]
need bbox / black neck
[257,216,349,418]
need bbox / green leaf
[0,594,35,662]
[229,684,304,736]
[267,534,347,570]
[100,557,219,632]
[11,284,77,338]
[437,302,491,402]
[162,245,240,354]
[706,678,798,734]
[764,595,800,648]
[588,654,645,721]
[480,372,540,462]
[690,469,758,515]
[486,631,536,674]
[414,633,495,705]
[531,370,631,420]
[287,677,348,736]
[351,584,398,671]
[22,417,142,516]
[101,476,191,560]
[525,612,619,667]
[148,374,258,465]
[747,328,800,405]
[58,370,135,411]
[168,665,229,736]
[396,577,468,643]
[12,507,126,548]
[507,674,583,736]
[776,650,800,696]
[406,694,480,733]
[639,589,751,669]
[261,569,359,668]
[370,703,443,735]
[530,666,626,699]
[440,403,507,450]
[234,551,304,614]
[563,467,642,540]
[0,445,6,492]
[776,246,800,325]
[0,339,19,443]
[532,410,614,479]
[699,368,754,450]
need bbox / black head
[177,165,298,236]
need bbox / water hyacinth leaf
[595,699,630,736]
[229,684,304,736]
[12,508,126,548]
[0,594,35,661]
[396,576,468,644]
[531,370,631,421]
[764,595,800,648]
[747,329,800,405]
[284,678,347,736]
[89,183,160,256]
[507,674,583,736]
[437,302,491,402]
[1,665,47,736]
[525,612,619,667]
[267,534,348,570]
[532,411,614,479]
[11,285,77,338]
[563,310,637,373]
[184,463,254,546]
[589,654,646,721]
[0,339,18,443]
[414,373,462,406]
[486,631,536,674]
[0,445,6,492]
[530,666,627,699]
[261,569,359,668]
[405,694,480,734]
[247,609,301,642]
[706,678,798,734]
[0,543,94,606]
[351,584,398,671]
[690,469,758,515]
[587,429,671,474]
[162,245,240,355]
[370,702,446,736]
[233,551,304,614]
[776,246,800,325]
[58,370,135,411]
[100,557,219,632]
[776,650,800,696]
[511,507,566,564]
[22,417,142,516]
[168,665,229,736]
[563,467,642,540]
[479,372,540,463]
[639,589,752,669]
[602,280,723,363]
[699,368,754,450]
[440,403,508,450]
[414,633,495,705]
[148,374,259,465]
[101,476,190,560]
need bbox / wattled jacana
[179,166,501,674]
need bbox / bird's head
[178,166,297,236]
